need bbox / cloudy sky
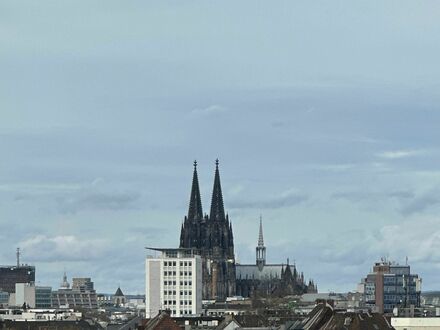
[1,1,440,294]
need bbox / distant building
[113,287,125,306]
[235,218,317,297]
[51,273,97,309]
[140,310,181,330]
[72,277,94,292]
[15,283,52,308]
[0,265,35,294]
[145,247,202,318]
[360,259,422,314]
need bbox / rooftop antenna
[16,247,21,267]
[406,256,408,266]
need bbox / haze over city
[1,0,440,296]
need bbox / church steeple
[60,271,70,289]
[256,215,266,270]
[188,160,203,220]
[210,159,225,221]
[258,216,264,247]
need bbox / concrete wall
[15,283,36,308]
[392,317,440,329]
[146,258,161,318]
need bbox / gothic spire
[256,215,266,269]
[210,159,225,221]
[188,160,203,220]
[258,215,264,247]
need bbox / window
[189,291,192,296]
[164,261,168,266]
[164,291,167,296]
[188,271,192,276]
[188,261,192,267]
[173,261,176,266]
[180,262,184,267]
[184,262,187,266]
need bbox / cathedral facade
[179,160,236,300]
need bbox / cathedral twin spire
[187,159,226,222]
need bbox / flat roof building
[146,248,202,318]
[360,259,421,314]
[0,266,35,294]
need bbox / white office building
[145,248,202,318]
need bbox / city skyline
[2,1,440,294]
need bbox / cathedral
[235,217,317,297]
[179,160,236,300]
[179,160,316,301]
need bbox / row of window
[163,261,193,267]
[163,290,192,296]
[164,280,192,286]
[164,300,193,306]
[163,271,192,277]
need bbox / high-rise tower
[179,160,236,300]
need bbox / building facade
[360,259,422,314]
[14,283,52,308]
[236,218,316,297]
[51,273,97,309]
[0,265,35,294]
[145,248,202,318]
[113,287,125,306]
[72,278,94,292]
[179,161,236,301]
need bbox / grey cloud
[399,190,440,216]
[268,217,440,291]
[128,226,167,240]
[376,149,426,160]
[190,105,227,116]
[19,235,109,263]
[56,191,140,214]
[230,190,308,209]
